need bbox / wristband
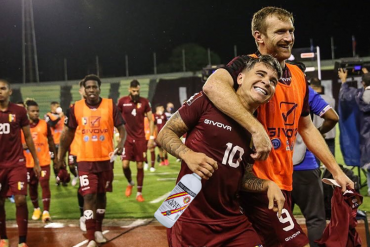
[150,136,155,140]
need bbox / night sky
[1,0,370,82]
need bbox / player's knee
[14,195,27,206]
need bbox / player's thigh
[39,166,51,182]
[134,139,147,162]
[97,170,113,193]
[8,166,28,196]
[122,140,135,161]
[78,171,98,196]
[242,191,308,247]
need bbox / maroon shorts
[240,190,309,247]
[78,170,113,196]
[168,218,262,247]
[27,166,50,185]
[0,166,28,197]
[121,139,147,162]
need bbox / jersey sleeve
[116,98,123,113]
[308,87,331,117]
[223,55,253,91]
[19,107,30,127]
[178,91,208,130]
[113,102,126,127]
[145,99,152,113]
[65,105,78,129]
[300,76,310,117]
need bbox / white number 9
[278,208,295,231]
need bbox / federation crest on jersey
[8,114,16,122]
[137,103,142,109]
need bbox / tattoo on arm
[158,112,190,159]
[242,163,266,192]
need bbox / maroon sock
[165,153,168,159]
[0,205,6,238]
[137,168,144,193]
[150,151,155,167]
[123,167,132,183]
[16,202,28,237]
[40,179,51,211]
[85,218,96,241]
[95,209,105,232]
[29,183,39,209]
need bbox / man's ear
[237,72,244,86]
[254,31,263,44]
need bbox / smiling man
[58,74,126,247]
[202,6,354,247]
[156,55,284,247]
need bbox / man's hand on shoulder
[250,125,272,161]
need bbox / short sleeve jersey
[225,53,309,191]
[117,96,151,140]
[154,113,167,133]
[0,102,29,168]
[177,91,254,225]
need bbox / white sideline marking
[150,192,170,204]
[157,178,176,181]
[121,219,147,228]
[72,230,109,247]
[113,172,178,176]
[44,222,64,228]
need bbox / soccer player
[157,55,285,247]
[202,6,354,247]
[117,79,155,202]
[153,104,168,166]
[0,79,41,247]
[22,99,57,223]
[58,74,126,247]
[143,116,156,172]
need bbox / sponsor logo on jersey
[82,117,88,125]
[99,135,105,141]
[285,230,301,242]
[83,135,89,142]
[90,116,101,127]
[271,138,281,149]
[92,135,98,141]
[280,102,298,126]
[204,119,232,131]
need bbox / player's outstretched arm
[203,69,271,161]
[299,115,354,192]
[242,163,285,217]
[157,112,218,180]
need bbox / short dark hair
[244,55,282,79]
[362,73,370,87]
[130,79,140,88]
[50,101,59,105]
[310,77,322,87]
[25,99,38,108]
[82,74,101,87]
[0,79,11,89]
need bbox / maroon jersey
[0,102,29,168]
[316,187,363,247]
[117,96,151,140]
[154,113,167,133]
[177,91,254,224]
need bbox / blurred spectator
[338,68,370,195]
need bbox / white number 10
[222,143,244,168]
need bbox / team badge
[8,114,16,122]
[271,138,281,150]
[137,103,142,109]
[183,196,191,204]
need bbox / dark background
[1,0,370,82]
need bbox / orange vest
[69,126,81,156]
[74,99,114,162]
[253,62,306,191]
[46,112,65,145]
[22,120,51,167]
